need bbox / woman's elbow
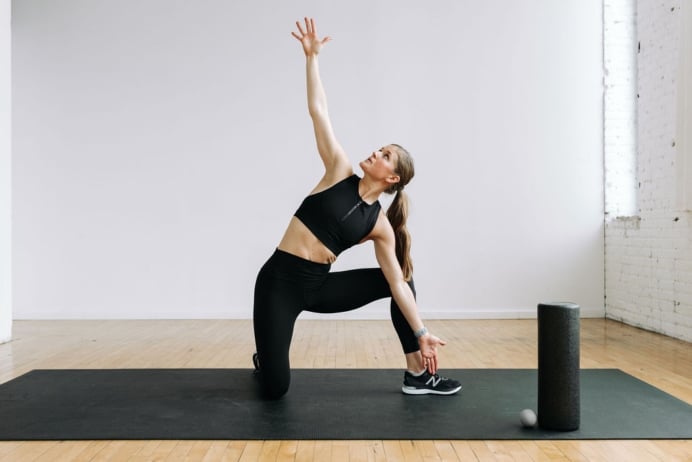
[308,104,327,119]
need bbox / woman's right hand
[418,332,447,375]
[291,17,331,57]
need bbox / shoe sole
[401,384,462,396]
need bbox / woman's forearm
[390,280,425,334]
[306,55,328,118]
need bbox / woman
[252,18,461,400]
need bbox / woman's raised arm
[292,18,351,179]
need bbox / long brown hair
[385,144,415,281]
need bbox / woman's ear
[386,174,401,185]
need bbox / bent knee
[260,378,290,400]
[257,365,290,400]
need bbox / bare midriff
[277,216,337,264]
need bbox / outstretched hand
[291,17,331,56]
[418,333,447,375]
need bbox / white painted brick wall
[605,0,692,342]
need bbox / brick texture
[605,0,692,342]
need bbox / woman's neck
[358,176,386,204]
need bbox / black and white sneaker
[401,370,462,395]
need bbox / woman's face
[360,145,400,184]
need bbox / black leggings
[253,249,419,399]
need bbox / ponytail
[385,143,415,281]
[387,189,413,281]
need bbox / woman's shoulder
[310,168,356,195]
[366,210,394,241]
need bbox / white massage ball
[519,409,537,428]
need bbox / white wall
[605,0,692,342]
[677,0,692,210]
[12,0,605,320]
[1,0,11,342]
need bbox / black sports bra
[294,175,381,256]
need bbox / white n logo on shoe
[425,375,441,388]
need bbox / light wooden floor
[0,318,690,461]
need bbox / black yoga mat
[0,368,690,440]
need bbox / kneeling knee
[257,370,290,400]
[260,380,289,400]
